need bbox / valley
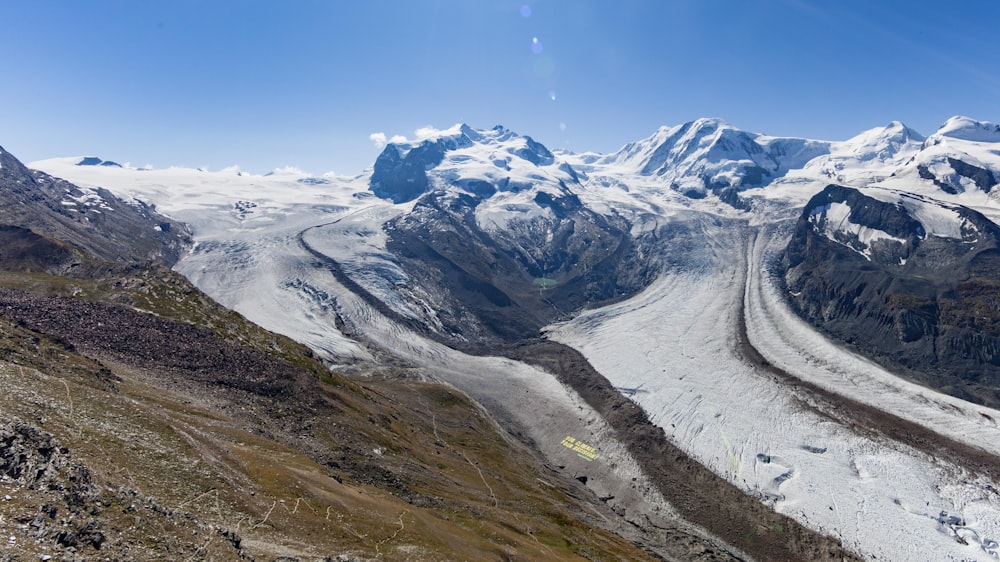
[13,116,1000,560]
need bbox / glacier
[29,116,1000,560]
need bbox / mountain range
[5,115,1000,560]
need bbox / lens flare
[520,4,531,18]
[531,37,543,54]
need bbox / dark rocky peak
[369,142,446,203]
[369,127,479,204]
[76,157,122,167]
[0,144,37,184]
[803,184,924,241]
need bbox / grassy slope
[0,263,658,561]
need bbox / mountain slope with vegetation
[0,145,730,560]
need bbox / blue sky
[3,0,998,174]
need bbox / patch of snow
[857,188,973,240]
[475,192,556,232]
[902,197,966,239]
[809,201,906,258]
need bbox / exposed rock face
[369,140,451,204]
[1,420,107,551]
[384,188,650,346]
[0,145,190,265]
[782,184,1000,407]
[75,156,122,167]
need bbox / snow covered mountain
[361,124,655,346]
[792,120,925,186]
[879,116,1000,197]
[580,117,831,198]
[24,115,1000,561]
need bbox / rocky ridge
[783,183,1000,407]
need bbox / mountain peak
[369,123,565,204]
[882,120,923,140]
[933,116,1000,143]
[77,156,123,168]
[687,117,733,131]
[603,118,829,196]
[840,121,924,157]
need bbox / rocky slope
[0,145,190,265]
[783,183,1000,408]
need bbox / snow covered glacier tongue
[548,213,1000,562]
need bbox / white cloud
[414,123,462,140]
[369,132,388,148]
[372,129,453,147]
[269,165,307,176]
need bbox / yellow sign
[561,436,597,461]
